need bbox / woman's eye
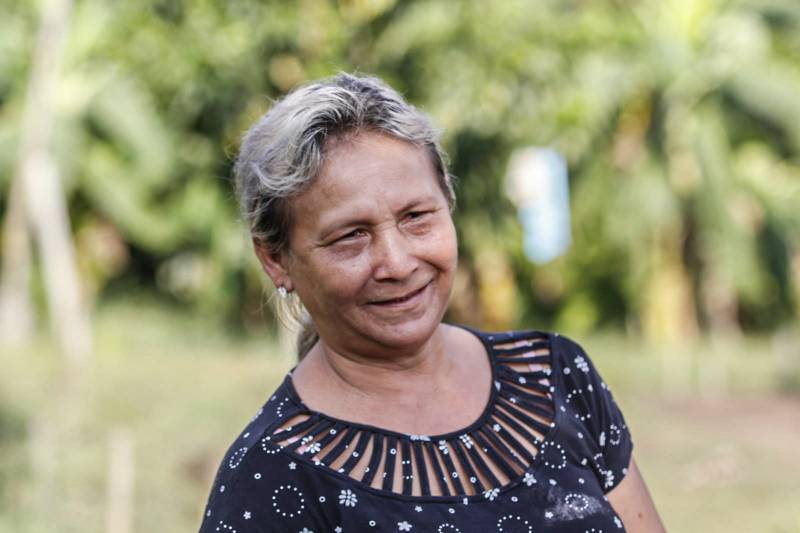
[335,229,366,243]
[406,211,429,221]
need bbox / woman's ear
[253,238,292,292]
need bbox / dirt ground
[628,394,800,533]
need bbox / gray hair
[233,73,455,357]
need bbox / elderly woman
[199,73,664,532]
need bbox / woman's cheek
[427,223,458,261]
[319,253,372,284]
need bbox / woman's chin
[357,312,444,351]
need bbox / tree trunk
[0,176,35,347]
[4,0,92,366]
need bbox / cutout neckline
[262,328,560,500]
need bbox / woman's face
[262,131,457,355]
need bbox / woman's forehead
[288,133,444,230]
[307,134,439,200]
[320,131,430,173]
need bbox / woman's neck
[290,323,491,435]
[300,323,454,401]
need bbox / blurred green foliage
[1,0,799,339]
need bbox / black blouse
[199,328,633,532]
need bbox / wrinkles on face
[278,131,458,355]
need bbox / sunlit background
[1,0,799,532]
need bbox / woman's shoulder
[460,325,552,344]
[199,376,310,526]
[463,326,593,366]
[460,325,572,369]
[467,326,620,417]
[228,375,306,451]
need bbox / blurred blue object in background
[506,147,571,264]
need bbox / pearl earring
[277,286,288,298]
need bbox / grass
[1,301,799,532]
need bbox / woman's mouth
[370,282,430,306]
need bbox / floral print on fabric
[199,328,632,532]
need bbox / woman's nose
[371,228,418,281]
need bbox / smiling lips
[369,282,431,306]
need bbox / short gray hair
[233,73,455,356]
[234,72,455,253]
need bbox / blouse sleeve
[198,440,330,533]
[555,333,634,493]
